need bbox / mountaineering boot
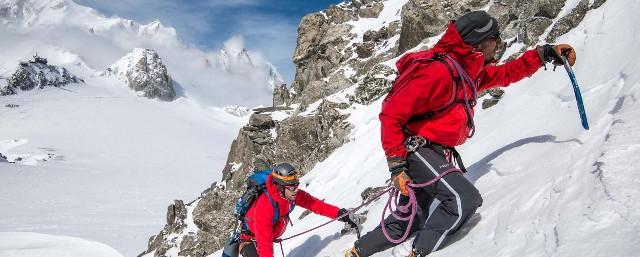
[408,248,427,257]
[344,247,361,257]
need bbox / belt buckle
[404,135,427,152]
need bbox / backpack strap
[386,53,448,101]
[405,54,460,124]
[263,189,280,225]
[403,54,478,138]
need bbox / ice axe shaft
[561,56,589,130]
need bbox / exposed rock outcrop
[221,100,352,189]
[350,64,395,105]
[284,0,400,106]
[398,0,488,54]
[0,55,83,96]
[103,48,175,101]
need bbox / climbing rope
[273,186,393,257]
[380,168,462,243]
[273,168,460,256]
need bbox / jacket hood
[432,21,475,58]
[395,21,485,78]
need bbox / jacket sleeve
[477,48,543,91]
[379,65,451,158]
[295,190,340,219]
[252,196,276,257]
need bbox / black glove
[538,44,576,66]
[337,208,358,228]
[387,157,407,173]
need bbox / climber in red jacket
[345,10,576,257]
[239,163,357,257]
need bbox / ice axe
[560,50,589,130]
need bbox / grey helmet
[272,163,299,186]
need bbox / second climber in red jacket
[345,10,576,257]
[239,163,357,257]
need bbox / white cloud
[72,0,301,82]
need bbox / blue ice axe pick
[561,55,589,130]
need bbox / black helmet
[272,163,300,186]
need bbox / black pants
[239,241,258,257]
[354,146,482,256]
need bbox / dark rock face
[488,0,565,46]
[363,26,390,43]
[398,0,489,54]
[1,59,83,96]
[104,48,176,101]
[481,88,505,109]
[140,200,188,257]
[350,64,395,105]
[286,1,400,106]
[356,41,376,58]
[273,84,292,106]
[358,1,384,18]
[222,100,352,190]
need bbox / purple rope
[445,55,478,137]
[445,55,477,100]
[274,167,462,248]
[380,168,462,244]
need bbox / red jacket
[241,175,340,257]
[380,21,543,158]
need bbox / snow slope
[0,232,124,257]
[210,0,640,256]
[0,74,248,256]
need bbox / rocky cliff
[0,55,83,96]
[102,48,176,101]
[140,0,607,256]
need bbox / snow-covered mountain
[0,54,83,95]
[2,0,640,257]
[215,37,286,93]
[0,0,282,256]
[102,48,176,101]
[0,0,282,107]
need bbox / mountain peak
[138,19,176,38]
[102,48,175,101]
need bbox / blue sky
[73,0,344,83]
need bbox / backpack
[384,52,478,138]
[223,170,297,257]
[233,169,295,227]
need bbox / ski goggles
[283,184,299,191]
